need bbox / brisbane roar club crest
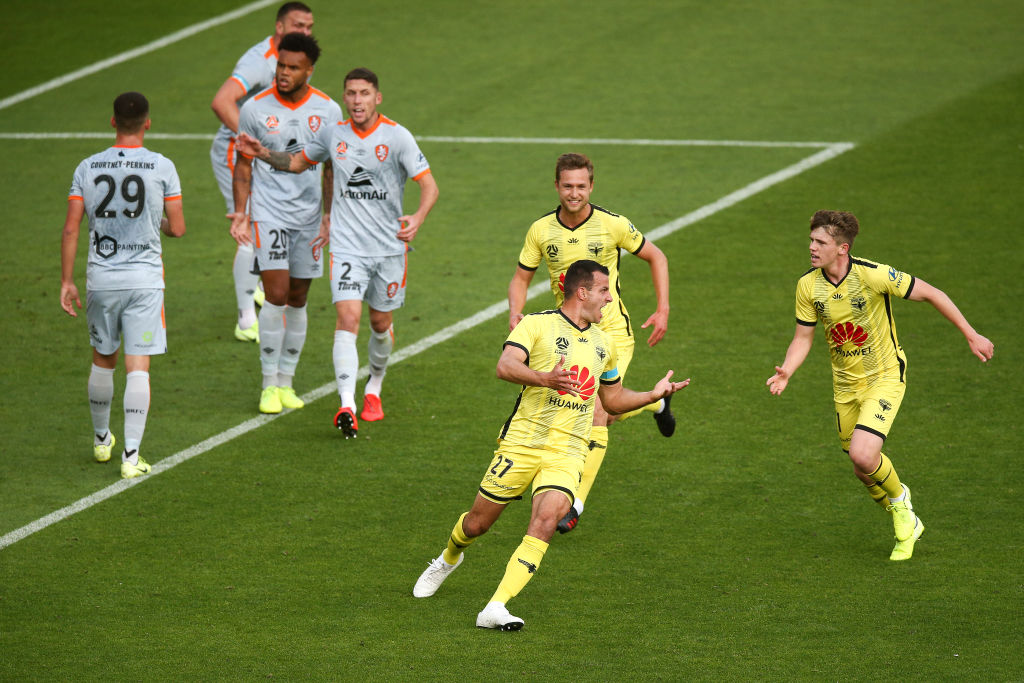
[375,144,389,162]
[386,281,400,298]
[558,365,596,401]
[308,115,321,132]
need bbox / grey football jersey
[69,146,182,291]
[239,86,341,226]
[213,36,277,144]
[303,115,431,257]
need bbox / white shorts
[209,133,236,213]
[329,251,407,312]
[86,289,167,356]
[252,220,324,279]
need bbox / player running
[766,210,993,560]
[60,92,187,478]
[508,153,674,534]
[413,260,690,630]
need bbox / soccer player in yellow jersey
[508,153,673,534]
[767,210,993,561]
[414,260,689,630]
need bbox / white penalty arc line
[0,0,278,113]
[0,142,854,550]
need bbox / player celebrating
[236,67,439,437]
[230,33,340,414]
[209,2,313,343]
[60,92,187,478]
[412,260,690,630]
[508,153,673,534]
[766,210,993,560]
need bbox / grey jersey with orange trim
[69,146,181,291]
[303,115,430,257]
[214,36,277,143]
[238,86,342,226]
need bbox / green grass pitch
[1,0,1022,679]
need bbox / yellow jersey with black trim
[795,256,916,401]
[499,309,620,459]
[518,204,646,338]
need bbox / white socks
[259,302,286,384]
[365,327,393,397]
[234,243,259,327]
[88,364,114,440]
[123,370,150,455]
[333,330,358,408]
[278,304,308,383]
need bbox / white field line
[0,141,854,550]
[0,0,278,113]
[0,131,851,150]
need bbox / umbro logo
[517,558,537,574]
[262,347,273,354]
[287,348,299,355]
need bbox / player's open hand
[651,370,689,400]
[396,214,422,242]
[766,366,790,395]
[641,309,669,347]
[968,333,994,362]
[545,355,580,396]
[234,132,265,159]
[60,281,81,317]
[227,211,252,246]
[310,213,330,253]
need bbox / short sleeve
[517,223,543,270]
[231,47,272,94]
[68,160,87,200]
[302,122,332,164]
[161,157,182,199]
[795,277,817,326]
[397,128,430,181]
[615,216,645,255]
[504,314,538,361]
[869,263,916,299]
[599,337,620,384]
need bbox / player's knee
[847,445,879,473]
[462,511,492,538]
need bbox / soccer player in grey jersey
[210,2,314,343]
[60,92,186,479]
[229,33,340,414]
[236,67,439,438]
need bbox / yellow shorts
[478,443,584,506]
[610,328,635,379]
[835,381,906,451]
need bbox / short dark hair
[344,67,379,90]
[555,153,594,183]
[278,32,320,64]
[563,259,608,296]
[277,2,311,20]
[810,210,860,247]
[113,92,149,133]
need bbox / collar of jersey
[555,204,594,231]
[343,114,393,140]
[821,258,853,288]
[558,308,591,332]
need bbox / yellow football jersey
[499,309,620,459]
[518,204,646,338]
[795,257,916,401]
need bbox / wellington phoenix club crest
[308,115,321,132]
[375,144,389,162]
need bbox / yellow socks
[490,535,549,604]
[864,481,890,507]
[442,512,476,565]
[575,425,608,505]
[868,453,903,499]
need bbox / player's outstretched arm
[907,278,994,362]
[234,133,311,173]
[496,346,580,395]
[600,371,690,414]
[766,324,815,395]
[397,172,439,242]
[60,199,85,317]
[635,241,670,346]
[507,266,535,331]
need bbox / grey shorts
[86,288,167,356]
[251,220,324,279]
[328,251,407,311]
